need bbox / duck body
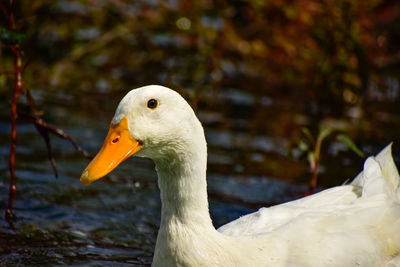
[153,144,400,267]
[81,85,400,267]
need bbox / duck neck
[154,141,213,230]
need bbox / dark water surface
[0,88,399,266]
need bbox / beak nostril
[112,137,120,144]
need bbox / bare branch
[20,112,91,159]
[34,121,58,178]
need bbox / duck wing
[218,144,400,238]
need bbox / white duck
[80,85,400,267]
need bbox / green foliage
[292,124,365,193]
[0,28,26,45]
[297,126,364,167]
[336,134,364,158]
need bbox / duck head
[80,85,205,186]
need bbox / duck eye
[147,99,158,109]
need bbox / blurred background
[1,0,400,266]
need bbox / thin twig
[306,155,320,196]
[35,121,59,178]
[4,0,91,222]
[20,112,91,159]
[5,0,21,223]
[6,44,23,222]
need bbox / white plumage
[82,85,400,266]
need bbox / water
[0,87,398,266]
[2,1,400,265]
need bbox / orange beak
[80,116,141,186]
